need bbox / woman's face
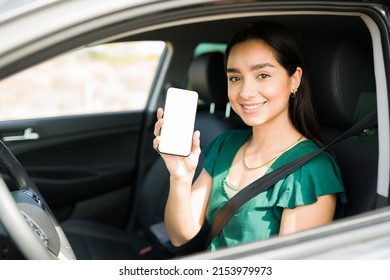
[226,39,301,128]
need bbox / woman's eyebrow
[226,67,239,73]
[226,63,276,73]
[250,63,275,71]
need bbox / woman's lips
[241,101,266,112]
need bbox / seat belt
[206,111,378,248]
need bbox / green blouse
[203,129,347,251]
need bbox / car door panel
[0,111,144,227]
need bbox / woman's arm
[164,169,212,247]
[153,107,212,247]
[279,194,337,235]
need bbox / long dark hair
[225,21,324,147]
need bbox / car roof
[0,0,379,76]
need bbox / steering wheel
[0,140,76,260]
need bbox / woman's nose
[240,78,258,99]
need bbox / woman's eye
[228,76,240,82]
[257,73,270,79]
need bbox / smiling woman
[154,21,346,252]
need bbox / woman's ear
[290,67,303,92]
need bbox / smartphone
[158,87,198,157]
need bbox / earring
[291,88,298,98]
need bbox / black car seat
[60,52,245,259]
[304,39,378,217]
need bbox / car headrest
[188,52,228,110]
[305,40,376,129]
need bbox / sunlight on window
[0,41,166,120]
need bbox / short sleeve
[203,129,251,176]
[276,151,347,210]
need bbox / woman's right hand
[153,108,201,181]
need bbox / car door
[0,41,166,228]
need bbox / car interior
[55,13,381,260]
[1,0,388,260]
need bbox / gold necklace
[243,135,304,170]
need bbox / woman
[153,21,346,251]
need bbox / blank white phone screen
[158,88,198,157]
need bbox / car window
[0,41,166,121]
[194,43,226,57]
